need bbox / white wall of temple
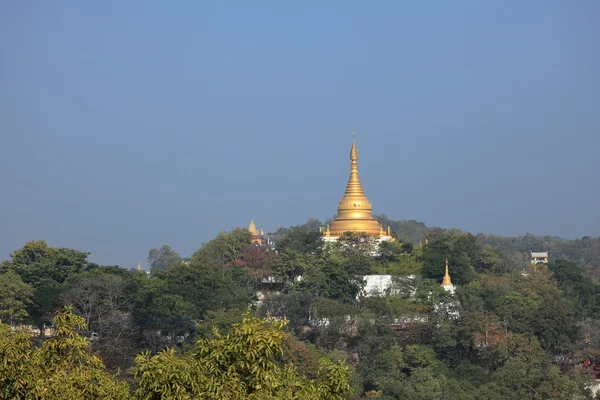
[442,284,455,294]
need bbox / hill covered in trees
[1,219,600,399]
[271,216,600,277]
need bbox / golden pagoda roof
[248,219,259,235]
[328,133,382,236]
[441,259,453,287]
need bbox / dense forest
[1,218,600,399]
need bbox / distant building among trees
[530,251,549,264]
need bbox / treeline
[1,220,600,399]
[0,307,351,399]
[379,215,600,277]
[477,233,600,279]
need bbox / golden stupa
[248,219,259,236]
[441,259,453,287]
[327,134,384,237]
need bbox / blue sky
[1,1,598,267]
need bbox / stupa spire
[441,259,453,287]
[344,131,366,198]
[327,132,383,236]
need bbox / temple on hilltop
[322,133,392,243]
[248,219,265,245]
[530,251,548,264]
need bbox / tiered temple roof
[327,133,385,237]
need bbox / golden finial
[325,224,331,237]
[387,225,391,236]
[137,262,141,271]
[350,131,358,161]
[441,259,453,287]
[260,226,264,236]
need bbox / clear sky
[1,1,598,267]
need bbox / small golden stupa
[441,259,453,287]
[248,219,258,236]
[327,133,384,237]
[248,219,263,244]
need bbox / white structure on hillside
[530,251,549,264]
[359,274,418,298]
[362,275,394,296]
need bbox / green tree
[270,249,313,284]
[0,271,33,326]
[259,292,313,336]
[8,240,90,329]
[147,244,183,273]
[0,307,130,399]
[479,333,589,399]
[374,240,421,275]
[133,273,197,340]
[275,226,323,255]
[133,259,254,352]
[421,235,475,285]
[295,253,364,304]
[550,259,600,319]
[10,241,89,286]
[157,260,253,319]
[193,228,253,267]
[134,312,353,399]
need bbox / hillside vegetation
[1,219,600,399]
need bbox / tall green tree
[275,227,323,255]
[8,240,90,329]
[0,271,33,326]
[147,244,182,273]
[193,228,253,267]
[10,240,89,286]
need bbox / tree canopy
[1,222,599,399]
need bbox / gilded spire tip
[350,133,358,162]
